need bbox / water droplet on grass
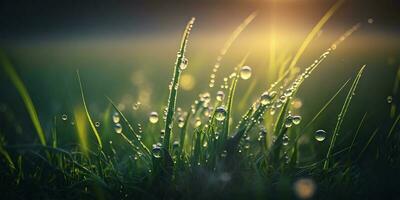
[216,91,225,101]
[215,106,227,121]
[387,96,393,103]
[112,112,120,123]
[178,117,185,128]
[194,117,202,127]
[260,92,273,105]
[282,135,289,145]
[240,66,252,80]
[180,57,188,70]
[95,121,100,127]
[285,116,293,128]
[61,114,68,121]
[314,129,326,141]
[292,116,302,125]
[114,123,122,134]
[149,112,159,124]
[152,146,161,158]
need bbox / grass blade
[304,78,351,129]
[163,18,195,150]
[323,65,366,169]
[77,70,103,149]
[0,52,46,146]
[273,0,345,87]
[208,12,257,87]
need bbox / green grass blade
[0,52,46,146]
[304,78,351,129]
[349,112,367,154]
[356,128,379,161]
[163,18,195,150]
[208,12,257,87]
[387,114,400,139]
[106,97,151,157]
[272,0,345,87]
[77,70,103,149]
[323,65,366,169]
[223,53,250,141]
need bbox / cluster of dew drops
[60,113,101,128]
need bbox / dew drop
[285,116,293,128]
[114,123,122,134]
[194,117,202,127]
[173,141,180,149]
[61,114,68,121]
[180,57,188,70]
[132,102,141,110]
[260,91,273,105]
[314,129,326,142]
[216,91,225,101]
[282,135,289,146]
[292,116,302,125]
[240,66,252,80]
[387,96,393,104]
[152,146,161,158]
[149,112,159,124]
[215,106,227,121]
[178,117,185,128]
[95,121,101,127]
[112,112,120,123]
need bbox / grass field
[0,0,400,199]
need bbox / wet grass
[0,1,400,199]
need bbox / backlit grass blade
[304,78,351,129]
[356,128,379,161]
[281,0,345,78]
[290,0,344,65]
[386,114,400,139]
[106,97,151,157]
[349,112,367,154]
[74,107,89,156]
[222,53,250,141]
[163,18,195,150]
[0,52,46,146]
[323,65,366,169]
[208,12,257,87]
[77,70,103,149]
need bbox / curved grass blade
[222,53,250,141]
[387,114,400,139]
[275,0,345,87]
[164,17,195,150]
[106,97,151,157]
[208,12,257,88]
[356,128,379,161]
[0,52,46,146]
[0,135,16,170]
[304,78,351,129]
[349,112,367,154]
[323,65,366,169]
[77,70,103,149]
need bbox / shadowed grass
[77,70,103,149]
[0,52,46,146]
[324,65,366,169]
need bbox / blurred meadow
[0,0,400,199]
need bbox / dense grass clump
[1,3,400,200]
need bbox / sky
[0,0,399,42]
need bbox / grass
[0,2,399,199]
